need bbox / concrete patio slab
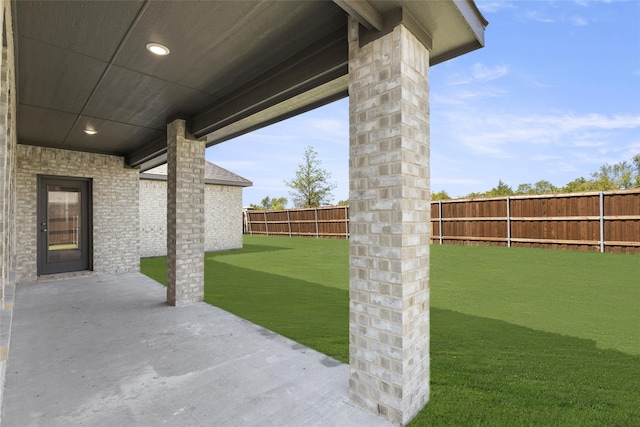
[2,273,393,427]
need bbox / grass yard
[141,235,640,426]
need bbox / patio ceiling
[13,0,486,170]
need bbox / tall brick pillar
[348,12,431,425]
[166,119,205,306]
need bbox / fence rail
[243,189,640,253]
[244,205,350,239]
[431,189,640,253]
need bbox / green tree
[465,192,485,199]
[249,196,287,211]
[285,146,337,208]
[337,199,350,206]
[560,155,640,192]
[633,154,640,188]
[431,190,452,200]
[485,179,514,197]
[516,183,534,195]
[589,160,636,190]
[533,180,559,194]
[562,177,596,193]
[518,181,558,195]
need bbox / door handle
[41,228,47,232]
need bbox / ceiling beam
[190,27,348,139]
[204,75,348,147]
[359,8,432,50]
[126,135,166,169]
[333,0,383,31]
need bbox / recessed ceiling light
[146,42,170,56]
[84,129,98,135]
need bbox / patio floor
[2,273,392,427]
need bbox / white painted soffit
[333,0,488,65]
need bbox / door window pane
[47,188,81,252]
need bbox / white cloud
[475,1,515,13]
[438,110,640,158]
[471,63,509,81]
[551,162,580,173]
[570,15,589,26]
[433,88,508,105]
[531,154,562,161]
[526,10,555,23]
[308,118,344,132]
[447,63,509,86]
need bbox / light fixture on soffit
[146,42,170,56]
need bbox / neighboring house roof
[140,161,252,187]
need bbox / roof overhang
[12,0,486,171]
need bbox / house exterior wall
[15,145,140,283]
[139,179,166,258]
[139,179,243,258]
[1,1,18,416]
[204,185,243,252]
[1,24,16,303]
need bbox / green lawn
[141,235,640,426]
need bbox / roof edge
[453,0,489,47]
[140,172,252,188]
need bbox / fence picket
[242,189,640,253]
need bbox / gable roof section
[140,161,252,188]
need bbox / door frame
[37,175,93,276]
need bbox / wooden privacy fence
[431,189,640,254]
[244,189,640,253]
[244,205,350,239]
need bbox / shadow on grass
[210,243,293,257]
[203,260,350,363]
[413,307,640,426]
[139,244,292,285]
[140,257,639,426]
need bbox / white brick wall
[139,178,244,258]
[15,145,140,283]
[348,15,431,425]
[204,185,243,252]
[139,179,166,258]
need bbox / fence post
[287,209,292,237]
[345,205,349,240]
[264,211,269,236]
[506,196,511,247]
[599,191,605,253]
[247,211,253,235]
[438,200,443,245]
[314,207,319,238]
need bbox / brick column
[348,13,431,425]
[166,119,205,306]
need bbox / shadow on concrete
[2,273,392,427]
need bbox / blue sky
[206,0,640,206]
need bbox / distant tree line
[433,154,640,200]
[249,196,288,211]
[252,153,639,208]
